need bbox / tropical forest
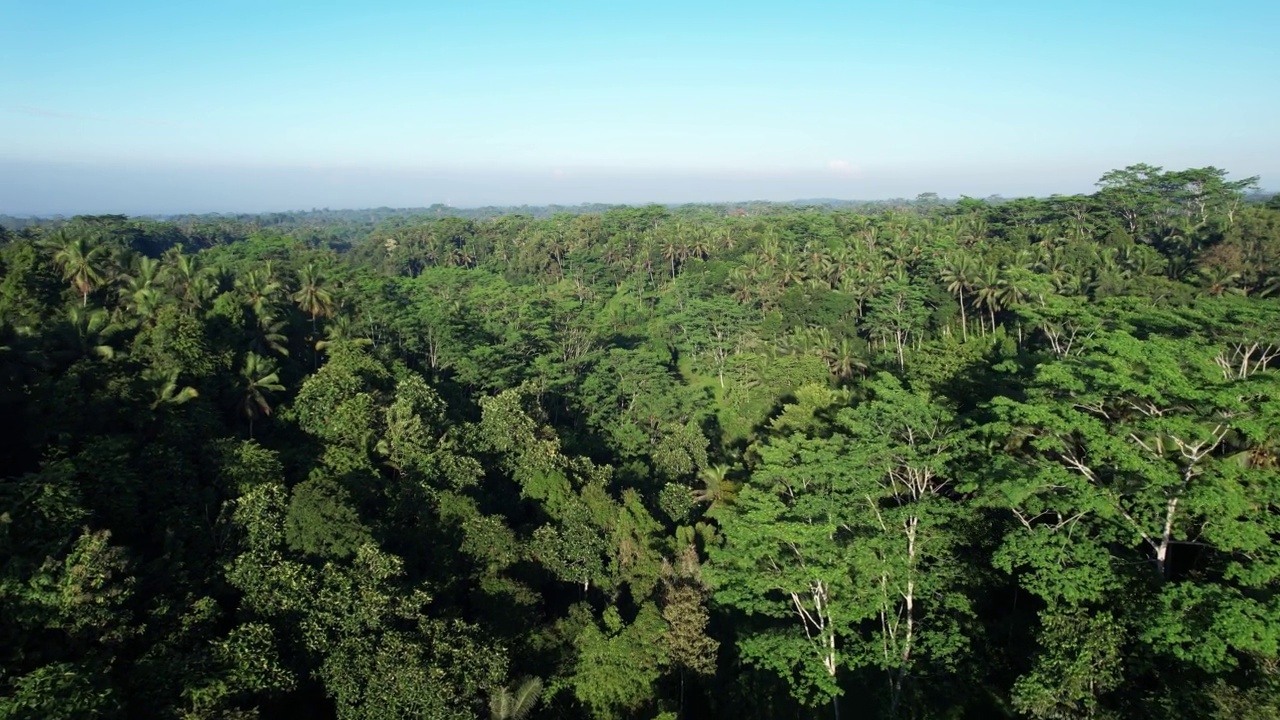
[4,164,1280,720]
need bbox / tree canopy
[2,166,1279,719]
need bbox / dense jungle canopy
[3,164,1280,719]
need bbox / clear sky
[1,0,1276,214]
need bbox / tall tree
[292,262,335,330]
[938,251,977,340]
[238,351,284,438]
[48,231,110,307]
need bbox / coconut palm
[48,231,110,307]
[972,264,1004,335]
[998,266,1038,309]
[122,255,163,296]
[1197,264,1243,297]
[826,246,854,286]
[692,464,740,512]
[688,227,712,260]
[827,338,867,380]
[144,368,199,410]
[58,306,123,361]
[661,235,683,279]
[162,249,200,300]
[315,314,372,353]
[125,287,164,326]
[239,352,284,438]
[489,676,543,720]
[776,254,805,287]
[291,263,335,330]
[729,267,755,305]
[716,225,737,251]
[938,252,977,340]
[1261,275,1280,298]
[250,310,291,358]
[236,264,284,317]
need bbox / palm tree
[999,266,1037,308]
[314,314,372,353]
[688,227,712,260]
[949,215,988,246]
[972,264,1004,335]
[827,338,866,380]
[192,273,221,314]
[541,229,568,279]
[692,464,740,512]
[716,225,737,251]
[161,250,219,315]
[239,352,284,438]
[59,306,122,361]
[236,265,283,317]
[115,256,165,324]
[938,252,977,340]
[251,310,291,358]
[1197,264,1243,297]
[145,368,199,410]
[122,255,163,295]
[661,235,683,279]
[729,267,755,305]
[1261,275,1280,298]
[776,254,805,287]
[49,231,109,306]
[759,235,781,267]
[291,263,335,330]
[124,287,164,326]
[489,676,543,720]
[827,246,854,286]
[162,249,200,300]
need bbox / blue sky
[1,0,1276,213]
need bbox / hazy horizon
[3,0,1277,215]
[3,157,1274,218]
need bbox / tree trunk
[892,515,918,715]
[1156,497,1178,579]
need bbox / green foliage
[489,676,543,720]
[571,602,669,719]
[1011,610,1125,719]
[285,476,372,559]
[3,171,1279,719]
[0,661,120,720]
